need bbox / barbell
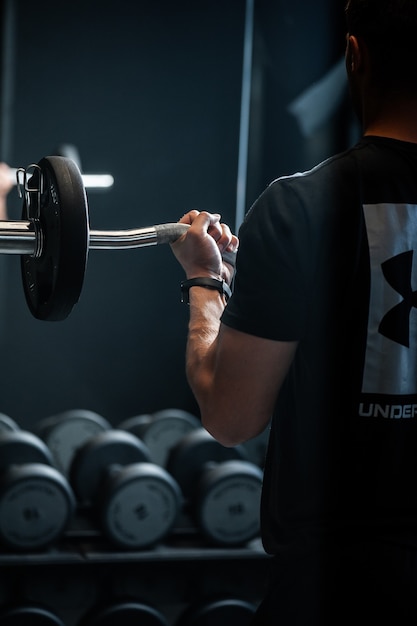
[0,156,235,321]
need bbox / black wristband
[180,277,232,304]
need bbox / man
[171,1,417,623]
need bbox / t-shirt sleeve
[221,177,313,341]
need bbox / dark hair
[345,0,417,95]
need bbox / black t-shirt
[222,136,417,554]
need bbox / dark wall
[0,0,245,427]
[245,0,352,209]
[0,0,351,429]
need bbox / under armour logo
[379,250,417,347]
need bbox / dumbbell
[167,428,263,546]
[35,409,111,475]
[119,408,200,467]
[78,600,169,626]
[0,603,66,626]
[69,429,182,549]
[176,597,257,626]
[0,431,75,551]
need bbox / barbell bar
[0,216,206,255]
[0,156,236,322]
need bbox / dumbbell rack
[0,513,270,625]
[0,417,271,626]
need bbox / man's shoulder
[270,143,364,192]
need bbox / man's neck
[363,98,417,144]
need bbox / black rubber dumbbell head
[79,600,169,626]
[167,428,247,499]
[0,413,20,432]
[36,409,111,475]
[167,428,263,546]
[0,431,75,551]
[0,430,54,469]
[69,429,152,504]
[196,459,263,545]
[121,408,200,467]
[118,413,153,433]
[0,603,66,625]
[98,459,182,548]
[177,597,257,626]
[70,429,182,548]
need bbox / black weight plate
[79,601,169,626]
[0,430,54,472]
[0,604,65,625]
[69,429,152,504]
[21,155,89,321]
[177,597,257,626]
[0,463,75,550]
[36,409,111,475]
[99,462,182,548]
[166,428,246,499]
[196,460,263,546]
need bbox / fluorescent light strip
[9,168,114,190]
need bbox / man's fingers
[176,210,238,258]
[178,209,200,225]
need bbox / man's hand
[170,210,239,284]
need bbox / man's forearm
[184,286,226,410]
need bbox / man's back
[230,135,417,624]
[223,136,417,555]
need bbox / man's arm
[171,210,297,447]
